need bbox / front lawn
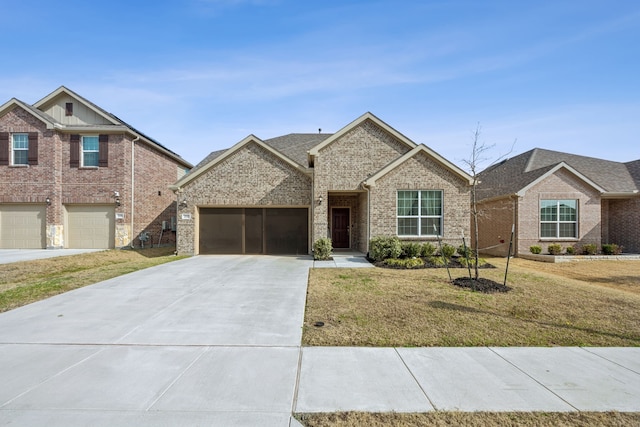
[302,260,640,347]
[0,247,187,313]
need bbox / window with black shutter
[28,132,38,165]
[70,134,80,167]
[98,134,108,167]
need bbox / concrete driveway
[0,255,313,426]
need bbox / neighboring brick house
[476,148,640,256]
[171,112,473,255]
[0,86,192,249]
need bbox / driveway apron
[0,255,313,427]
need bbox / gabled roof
[1,86,191,168]
[307,112,417,162]
[171,134,311,190]
[364,144,473,187]
[477,148,639,201]
[0,98,58,128]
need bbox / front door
[332,208,350,248]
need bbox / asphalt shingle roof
[478,148,640,200]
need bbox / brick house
[0,86,192,249]
[171,112,473,255]
[476,148,640,256]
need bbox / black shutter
[0,132,8,166]
[98,134,108,167]
[28,132,38,165]
[70,134,80,167]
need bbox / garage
[199,208,308,255]
[66,205,115,249]
[0,204,46,249]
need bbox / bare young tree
[461,124,515,281]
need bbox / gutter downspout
[130,135,140,248]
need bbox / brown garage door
[199,208,308,255]
[0,204,46,249]
[66,205,115,249]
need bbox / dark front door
[332,208,350,248]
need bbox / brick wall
[476,197,516,256]
[516,168,601,254]
[607,197,640,253]
[369,151,471,248]
[176,141,312,254]
[312,119,411,246]
[132,141,182,247]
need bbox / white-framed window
[81,135,99,167]
[540,199,578,238]
[397,190,443,236]
[11,133,28,165]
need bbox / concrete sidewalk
[295,346,640,413]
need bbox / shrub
[457,244,473,258]
[313,238,333,260]
[601,243,623,255]
[401,242,422,258]
[529,245,542,254]
[369,236,402,262]
[459,257,488,267]
[565,245,575,255]
[547,244,563,255]
[383,257,424,269]
[582,243,598,255]
[439,243,456,260]
[420,242,436,257]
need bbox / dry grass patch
[295,411,640,427]
[501,259,640,295]
[0,247,187,312]
[303,264,640,347]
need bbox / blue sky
[2,0,639,168]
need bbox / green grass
[0,247,188,312]
[303,263,640,347]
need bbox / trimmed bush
[401,242,422,258]
[565,245,575,255]
[582,243,598,255]
[420,242,436,257]
[313,238,333,260]
[383,257,424,269]
[547,244,563,255]
[529,245,542,254]
[439,243,456,260]
[601,243,623,255]
[369,236,402,262]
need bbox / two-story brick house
[0,86,192,249]
[171,112,473,255]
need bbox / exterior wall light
[45,197,51,206]
[179,200,187,208]
[318,195,323,205]
[115,197,121,207]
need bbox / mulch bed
[452,277,512,293]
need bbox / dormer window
[65,102,73,116]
